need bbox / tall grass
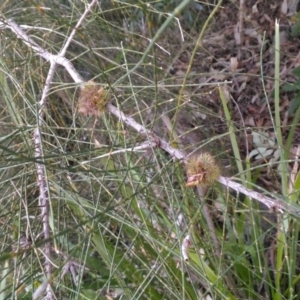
[0,1,300,299]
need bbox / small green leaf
[291,14,300,37]
[292,66,300,77]
[289,170,300,203]
[288,94,300,115]
[282,83,300,92]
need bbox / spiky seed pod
[185,153,220,188]
[78,81,108,117]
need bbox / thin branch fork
[1,1,99,299]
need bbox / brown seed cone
[78,81,108,117]
[186,153,220,187]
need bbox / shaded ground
[155,0,300,189]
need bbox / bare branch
[33,62,57,299]
[181,234,191,261]
[60,0,99,57]
[3,19,84,84]
[217,176,300,215]
[1,1,99,299]
[107,103,185,161]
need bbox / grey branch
[1,1,99,299]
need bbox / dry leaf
[230,57,239,72]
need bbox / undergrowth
[0,1,300,300]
